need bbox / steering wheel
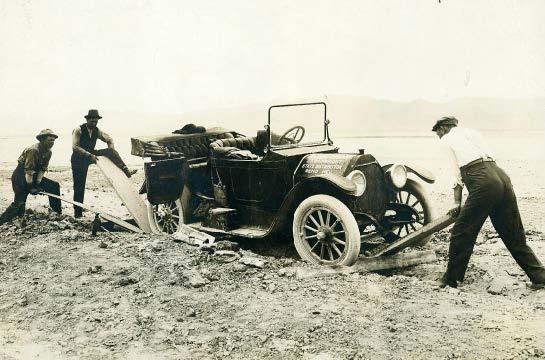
[278,126,305,145]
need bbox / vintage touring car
[131,102,436,266]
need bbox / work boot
[123,167,137,178]
[530,275,545,290]
[51,204,62,215]
[0,202,24,225]
[530,282,545,290]
[435,274,457,289]
[0,208,13,225]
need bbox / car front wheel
[293,195,361,266]
[390,178,436,246]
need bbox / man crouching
[0,129,62,225]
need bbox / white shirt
[440,127,494,188]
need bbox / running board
[187,222,269,238]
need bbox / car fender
[296,173,358,196]
[382,163,435,184]
[268,174,357,234]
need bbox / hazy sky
[1,0,544,134]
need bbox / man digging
[0,129,62,225]
[433,116,545,290]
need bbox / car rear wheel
[390,179,435,246]
[147,187,191,234]
[293,195,360,266]
[148,199,183,234]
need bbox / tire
[392,178,436,246]
[147,187,191,234]
[147,198,184,234]
[293,195,361,266]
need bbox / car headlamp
[347,170,366,196]
[387,164,407,189]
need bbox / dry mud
[0,167,545,360]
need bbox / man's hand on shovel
[29,187,44,195]
[447,205,461,218]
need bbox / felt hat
[36,129,58,140]
[85,109,102,119]
[432,116,458,132]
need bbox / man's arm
[25,173,34,187]
[98,129,115,149]
[36,150,51,185]
[440,139,463,217]
[22,149,40,193]
[449,184,463,217]
[36,171,45,185]
[23,149,37,187]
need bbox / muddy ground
[0,167,544,360]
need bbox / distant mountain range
[326,96,545,136]
[151,96,545,137]
[5,96,544,137]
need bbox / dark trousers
[71,148,128,216]
[0,165,61,225]
[445,161,545,284]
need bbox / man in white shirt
[433,116,545,289]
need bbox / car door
[213,158,289,210]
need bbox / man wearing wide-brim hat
[0,129,62,225]
[432,116,545,290]
[71,109,136,218]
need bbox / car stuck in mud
[131,102,437,265]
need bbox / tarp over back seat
[131,127,237,160]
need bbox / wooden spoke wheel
[148,200,183,234]
[391,179,435,246]
[293,195,360,266]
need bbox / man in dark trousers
[0,129,62,225]
[71,109,136,218]
[433,116,545,289]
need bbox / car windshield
[269,104,327,147]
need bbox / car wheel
[391,178,436,246]
[293,195,360,266]
[147,199,184,234]
[147,187,192,234]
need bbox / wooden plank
[95,156,154,233]
[295,250,437,280]
[373,212,457,257]
[39,192,144,233]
